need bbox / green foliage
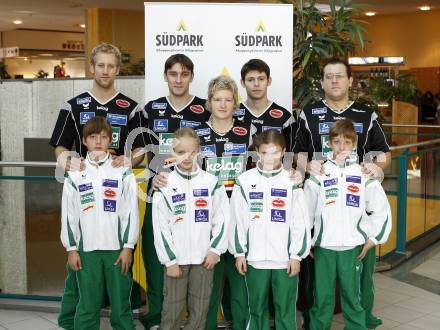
[34,69,49,79]
[393,72,418,103]
[0,62,11,79]
[119,58,145,76]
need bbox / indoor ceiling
[0,0,438,33]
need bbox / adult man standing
[291,57,390,330]
[50,43,146,330]
[141,53,210,330]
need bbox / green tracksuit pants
[310,247,366,330]
[74,250,134,330]
[245,265,298,330]
[361,248,382,329]
[140,202,164,329]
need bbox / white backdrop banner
[144,2,293,109]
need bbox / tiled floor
[1,247,440,329]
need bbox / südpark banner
[144,2,293,110]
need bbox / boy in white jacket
[304,119,391,330]
[60,116,139,330]
[152,128,230,330]
[230,129,310,330]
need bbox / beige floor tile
[391,325,423,330]
[5,317,59,330]
[0,310,38,325]
[375,305,426,323]
[378,317,401,329]
[395,297,440,314]
[408,314,440,330]
[375,289,413,305]
[412,260,440,281]
[36,312,59,325]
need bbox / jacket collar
[176,164,200,180]
[256,161,283,177]
[326,152,358,168]
[86,152,110,167]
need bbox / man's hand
[67,250,82,271]
[203,251,219,270]
[357,239,376,260]
[287,259,301,277]
[111,155,131,168]
[288,169,304,185]
[153,172,168,191]
[309,249,314,259]
[307,160,324,176]
[63,156,85,172]
[166,264,182,278]
[361,162,384,181]
[235,256,247,276]
[114,248,133,275]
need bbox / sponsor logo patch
[233,108,245,117]
[347,184,360,193]
[252,214,261,221]
[103,199,116,212]
[195,209,209,222]
[80,112,95,124]
[325,188,338,199]
[79,182,93,192]
[224,143,247,155]
[172,193,186,203]
[82,205,94,212]
[232,126,248,136]
[319,122,333,135]
[152,102,167,110]
[200,144,216,158]
[271,188,287,197]
[272,199,285,208]
[269,109,283,119]
[206,156,245,181]
[116,99,130,108]
[262,126,282,132]
[159,133,173,154]
[249,192,263,199]
[104,188,116,198]
[250,202,263,212]
[80,192,94,205]
[196,128,211,136]
[190,105,204,114]
[103,179,118,188]
[271,209,286,223]
[96,106,108,111]
[346,194,360,207]
[346,175,362,184]
[110,127,121,149]
[354,123,364,133]
[107,113,127,126]
[154,119,168,132]
[324,178,338,187]
[174,204,186,215]
[312,107,327,115]
[193,189,208,197]
[180,120,201,128]
[195,199,208,208]
[77,96,91,105]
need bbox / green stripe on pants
[362,248,382,329]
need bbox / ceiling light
[39,53,53,57]
[13,20,23,25]
[79,24,85,28]
[365,12,376,17]
[419,6,431,11]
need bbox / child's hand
[307,160,324,176]
[288,169,304,185]
[287,259,301,277]
[114,248,133,275]
[111,155,131,168]
[235,256,247,276]
[203,251,219,270]
[357,239,376,260]
[67,251,82,271]
[153,172,168,191]
[66,157,85,172]
[166,264,182,278]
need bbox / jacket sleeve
[152,189,178,266]
[364,179,392,245]
[60,175,80,251]
[292,111,312,160]
[289,186,312,260]
[303,176,321,230]
[228,179,249,257]
[119,168,140,249]
[209,181,230,255]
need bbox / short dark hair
[83,116,112,140]
[164,54,194,74]
[240,59,270,81]
[329,119,356,143]
[321,57,352,79]
[252,129,286,151]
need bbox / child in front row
[229,129,311,330]
[60,116,139,330]
[152,128,230,330]
[304,118,392,330]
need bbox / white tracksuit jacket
[229,166,311,269]
[60,153,139,252]
[303,155,392,249]
[152,166,230,267]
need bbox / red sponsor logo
[116,99,130,108]
[269,109,283,119]
[272,199,285,208]
[190,105,204,114]
[82,205,94,212]
[232,126,248,136]
[347,184,359,193]
[104,188,116,198]
[195,199,208,208]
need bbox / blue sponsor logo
[233,108,245,117]
[193,189,208,197]
[103,199,116,212]
[195,209,209,222]
[196,128,211,136]
[319,122,333,135]
[224,143,247,155]
[107,113,127,126]
[78,182,93,192]
[354,123,363,133]
[80,112,95,124]
[77,96,91,105]
[346,194,360,207]
[346,175,362,184]
[103,179,118,188]
[172,193,186,203]
[324,178,338,187]
[271,188,287,197]
[262,126,282,132]
[271,209,286,223]
[312,107,327,115]
[180,120,201,129]
[249,192,264,199]
[152,102,167,110]
[200,144,216,158]
[154,119,168,132]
